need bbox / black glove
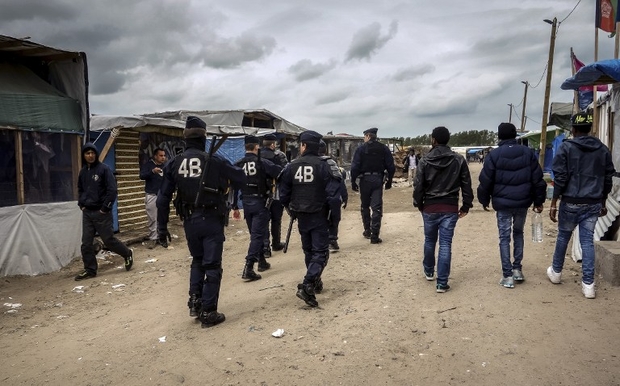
[385,180,392,190]
[483,206,490,212]
[158,230,171,248]
[342,201,347,209]
[351,182,359,192]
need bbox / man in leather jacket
[413,126,473,293]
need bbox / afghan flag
[596,0,619,34]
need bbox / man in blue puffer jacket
[477,122,546,289]
[75,142,134,281]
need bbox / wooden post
[593,28,599,137]
[99,127,120,162]
[15,130,24,205]
[539,18,557,168]
[72,135,82,200]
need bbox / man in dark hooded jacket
[546,112,615,299]
[75,143,134,281]
[477,122,546,289]
[413,126,473,293]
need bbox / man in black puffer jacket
[75,142,134,281]
[413,126,473,293]
[477,122,546,289]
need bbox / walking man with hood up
[546,112,615,299]
[413,126,473,293]
[75,142,134,281]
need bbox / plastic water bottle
[532,212,543,243]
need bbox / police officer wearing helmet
[350,127,395,244]
[157,116,246,328]
[260,133,289,257]
[279,131,341,307]
[319,140,348,252]
[233,135,283,281]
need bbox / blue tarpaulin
[561,59,620,90]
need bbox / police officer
[260,133,289,257]
[350,127,395,244]
[319,140,348,252]
[279,131,341,307]
[157,116,246,328]
[233,135,283,281]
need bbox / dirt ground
[2,162,620,386]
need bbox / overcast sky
[2,0,617,138]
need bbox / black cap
[497,122,517,140]
[245,135,260,145]
[263,133,277,141]
[363,127,378,135]
[571,112,593,126]
[431,126,450,145]
[184,116,207,138]
[299,130,322,144]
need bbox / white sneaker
[546,266,561,284]
[581,282,596,299]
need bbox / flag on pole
[596,0,619,34]
[572,52,609,92]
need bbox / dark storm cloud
[345,20,398,62]
[0,0,77,22]
[200,31,277,69]
[392,64,436,82]
[288,59,337,81]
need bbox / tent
[0,35,88,276]
[561,59,620,90]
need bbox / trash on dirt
[272,328,285,338]
[111,284,126,289]
[159,336,166,343]
[4,302,22,309]
[72,286,85,293]
[145,258,158,263]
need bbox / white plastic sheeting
[0,201,81,276]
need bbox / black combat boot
[362,230,371,239]
[272,242,286,251]
[263,247,272,258]
[314,278,324,294]
[370,232,382,244]
[187,294,201,317]
[296,283,318,307]
[200,310,226,328]
[329,240,340,252]
[242,262,262,281]
[257,257,271,272]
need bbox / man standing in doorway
[413,126,473,293]
[140,148,166,249]
[350,127,395,244]
[75,143,134,281]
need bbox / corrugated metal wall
[114,131,147,232]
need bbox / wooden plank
[72,136,81,200]
[15,131,24,204]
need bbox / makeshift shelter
[89,110,305,234]
[561,59,620,90]
[0,35,88,276]
[321,134,364,170]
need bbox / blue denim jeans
[422,212,458,286]
[496,208,528,278]
[551,202,601,285]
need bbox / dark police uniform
[234,135,283,281]
[157,116,246,328]
[319,140,348,252]
[260,133,289,256]
[279,131,340,307]
[350,127,395,244]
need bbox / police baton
[283,213,296,253]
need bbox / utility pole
[520,81,528,132]
[539,17,557,169]
[507,103,513,123]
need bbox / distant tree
[407,130,496,146]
